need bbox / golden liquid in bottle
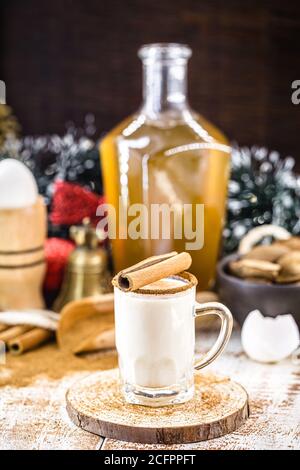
[100,112,230,290]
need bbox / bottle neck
[141,60,189,120]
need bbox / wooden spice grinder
[0,196,47,309]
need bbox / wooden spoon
[57,293,114,353]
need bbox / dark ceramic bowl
[217,254,300,328]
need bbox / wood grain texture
[0,372,102,450]
[103,331,300,450]
[0,331,299,449]
[0,197,46,252]
[66,369,249,444]
[1,1,300,164]
[0,196,46,310]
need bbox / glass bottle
[100,43,231,289]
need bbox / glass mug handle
[194,302,233,370]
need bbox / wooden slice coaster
[66,369,249,444]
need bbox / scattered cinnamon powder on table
[0,310,115,388]
[0,342,118,388]
[0,308,117,388]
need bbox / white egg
[0,159,38,209]
[241,310,300,363]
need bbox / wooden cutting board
[66,369,249,444]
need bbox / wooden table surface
[0,331,299,450]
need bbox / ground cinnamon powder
[0,342,118,388]
[0,312,118,388]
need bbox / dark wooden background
[1,0,300,161]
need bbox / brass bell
[54,218,111,312]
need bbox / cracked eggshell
[0,159,38,209]
[241,310,300,363]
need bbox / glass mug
[114,273,233,406]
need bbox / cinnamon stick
[112,251,192,292]
[8,328,53,355]
[0,325,32,343]
[73,328,115,355]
